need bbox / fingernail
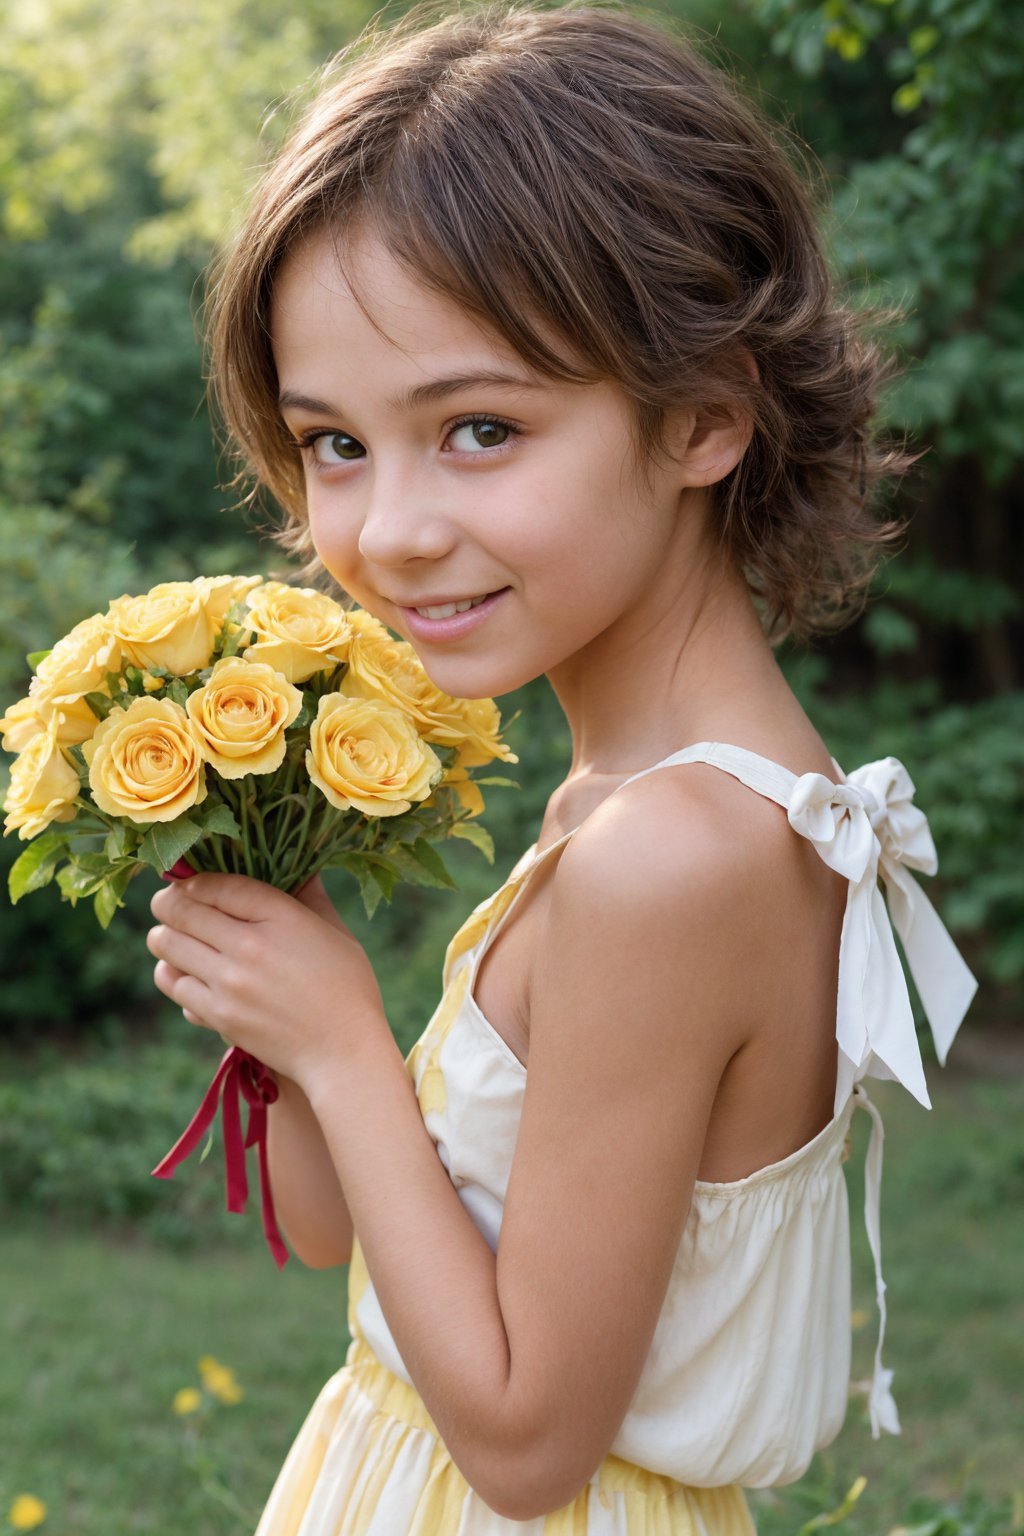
[160,858,196,882]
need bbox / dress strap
[851,1085,901,1438]
[695,744,976,1112]
[496,740,977,1114]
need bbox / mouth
[408,592,501,620]
[398,587,511,641]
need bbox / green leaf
[380,840,457,889]
[470,775,520,788]
[57,861,109,904]
[26,649,52,669]
[94,864,137,929]
[290,698,315,732]
[8,832,68,903]
[336,856,387,919]
[165,678,189,708]
[411,836,459,886]
[85,690,116,721]
[104,822,131,860]
[197,801,241,838]
[136,816,204,873]
[449,821,495,864]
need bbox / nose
[356,473,457,569]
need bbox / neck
[545,529,791,780]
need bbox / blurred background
[1,0,1021,1531]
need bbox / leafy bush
[0,1020,253,1248]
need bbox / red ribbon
[152,1045,289,1268]
[153,857,289,1268]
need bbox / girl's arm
[146,787,772,1520]
[266,1072,354,1268]
[265,876,354,1269]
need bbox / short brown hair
[207,0,913,645]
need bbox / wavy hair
[207,0,914,644]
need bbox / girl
[146,1,978,1529]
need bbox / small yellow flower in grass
[8,1492,47,1529]
[172,1386,202,1416]
[198,1355,244,1404]
[850,1308,870,1330]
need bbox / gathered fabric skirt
[254,1336,757,1535]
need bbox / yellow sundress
[254,741,977,1534]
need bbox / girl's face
[270,228,724,701]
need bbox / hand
[147,872,388,1092]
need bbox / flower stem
[235,778,257,879]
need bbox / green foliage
[1,0,1020,1029]
[0,1020,253,1246]
[735,0,1023,675]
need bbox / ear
[675,347,759,489]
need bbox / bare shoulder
[552,756,803,979]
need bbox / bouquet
[2,574,519,1262]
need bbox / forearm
[267,1072,354,1267]
[303,1030,517,1500]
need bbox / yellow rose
[438,764,486,818]
[243,581,351,683]
[186,658,302,778]
[344,632,518,767]
[1,696,43,754]
[108,582,211,674]
[28,611,120,745]
[344,606,394,645]
[3,719,80,839]
[193,574,263,632]
[446,695,519,768]
[343,632,467,741]
[306,693,442,816]
[84,697,207,823]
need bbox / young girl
[146,1,978,1529]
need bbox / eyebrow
[278,370,547,417]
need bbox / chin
[414,651,539,701]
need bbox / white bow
[788,757,977,1115]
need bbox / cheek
[307,497,357,583]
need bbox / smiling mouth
[406,590,508,619]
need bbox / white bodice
[346,742,977,1488]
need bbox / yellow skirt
[255,1336,757,1535]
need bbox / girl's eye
[293,414,519,469]
[446,415,517,453]
[309,432,363,465]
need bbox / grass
[1,1064,1022,1535]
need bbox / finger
[148,924,223,988]
[151,884,241,952]
[153,959,218,1026]
[170,871,284,922]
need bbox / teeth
[415,594,491,619]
